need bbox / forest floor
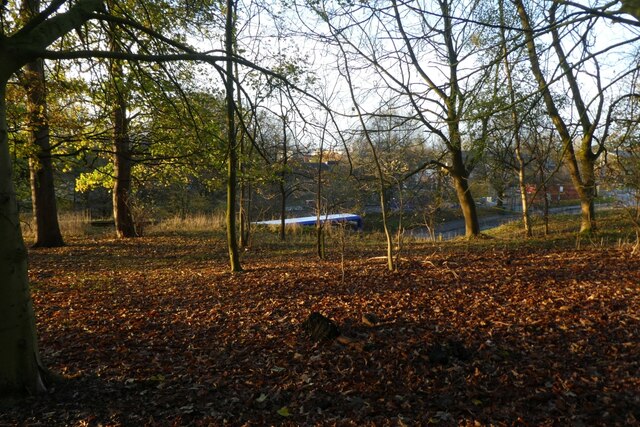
[2,218,640,426]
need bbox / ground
[2,230,639,426]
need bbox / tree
[108,22,137,238]
[19,0,65,247]
[1,0,242,396]
[304,0,489,237]
[513,0,638,233]
[224,0,242,272]
[394,0,482,238]
[603,86,640,248]
[0,0,109,397]
[498,0,532,236]
[617,0,640,21]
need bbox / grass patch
[482,208,638,250]
[148,212,226,234]
[21,211,93,242]
[19,207,638,258]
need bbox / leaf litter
[2,235,639,426]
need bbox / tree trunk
[20,0,64,248]
[451,174,480,238]
[543,188,550,236]
[278,103,288,242]
[111,85,136,238]
[316,134,325,260]
[225,0,242,272]
[443,0,479,239]
[112,120,136,238]
[239,179,250,248]
[0,83,47,397]
[379,178,395,271]
[109,31,136,238]
[517,164,532,237]
[235,46,250,249]
[450,151,480,238]
[578,154,597,232]
[279,180,286,241]
[278,125,287,242]
[226,140,241,272]
[24,59,64,247]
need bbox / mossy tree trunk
[449,148,480,238]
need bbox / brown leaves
[3,235,639,425]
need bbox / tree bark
[279,179,287,241]
[579,155,597,232]
[0,82,47,397]
[20,0,64,248]
[450,163,480,238]
[278,115,288,242]
[449,134,480,238]
[621,0,640,21]
[236,57,250,249]
[225,0,242,272]
[316,123,327,260]
[109,28,137,238]
[239,169,250,248]
[24,58,64,247]
[112,110,136,238]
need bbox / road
[420,205,585,240]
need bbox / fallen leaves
[2,235,639,426]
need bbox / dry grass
[148,213,227,233]
[21,211,92,242]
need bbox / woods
[1,0,640,423]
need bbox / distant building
[526,183,580,203]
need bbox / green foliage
[75,165,114,192]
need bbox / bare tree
[302,0,493,237]
[497,0,532,236]
[514,0,638,233]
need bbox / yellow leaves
[276,406,291,417]
[75,167,114,192]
